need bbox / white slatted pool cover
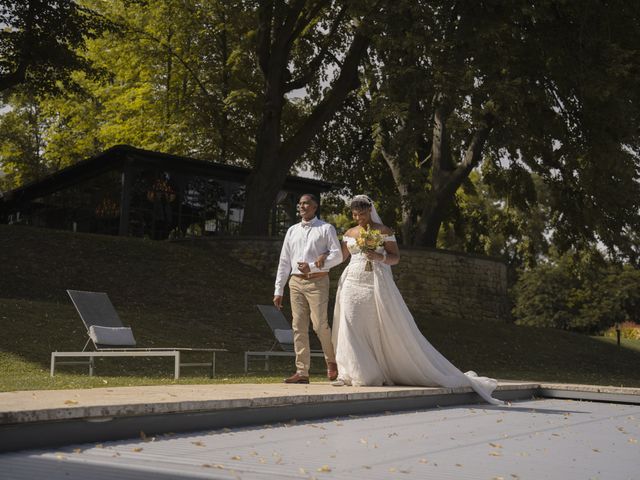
[2,398,639,480]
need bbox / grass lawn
[2,224,640,392]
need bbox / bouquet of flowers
[356,225,385,271]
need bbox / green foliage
[309,0,640,258]
[0,0,116,95]
[603,322,640,341]
[1,0,639,264]
[0,0,267,190]
[436,169,552,269]
[0,93,50,189]
[512,251,640,333]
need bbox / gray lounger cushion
[89,325,137,346]
[273,328,294,345]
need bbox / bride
[330,194,502,405]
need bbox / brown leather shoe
[284,373,310,384]
[327,362,338,381]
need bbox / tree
[355,0,640,256]
[88,0,262,163]
[240,0,380,235]
[512,249,640,333]
[0,94,49,189]
[0,0,114,95]
[1,0,264,180]
[436,170,551,269]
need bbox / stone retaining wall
[200,237,509,322]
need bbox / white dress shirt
[274,217,343,296]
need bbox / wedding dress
[332,235,502,405]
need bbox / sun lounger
[50,290,226,379]
[244,305,324,372]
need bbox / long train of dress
[332,236,502,405]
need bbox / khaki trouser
[289,275,335,376]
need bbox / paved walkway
[0,381,537,424]
[2,397,639,479]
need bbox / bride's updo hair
[350,196,372,211]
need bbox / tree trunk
[241,9,370,235]
[413,104,493,246]
[380,147,415,245]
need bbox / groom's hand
[273,295,283,309]
[297,262,311,274]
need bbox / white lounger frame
[51,348,225,380]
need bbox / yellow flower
[356,225,384,253]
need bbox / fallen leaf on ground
[132,447,143,452]
[63,400,78,405]
[317,465,332,472]
[191,441,205,447]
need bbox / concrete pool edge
[1,382,639,453]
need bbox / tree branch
[257,0,274,75]
[279,28,370,165]
[285,4,347,92]
[286,0,329,48]
[273,0,307,51]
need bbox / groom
[273,193,342,384]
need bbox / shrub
[603,321,640,340]
[512,251,640,333]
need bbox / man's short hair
[300,193,319,205]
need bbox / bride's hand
[364,250,384,261]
